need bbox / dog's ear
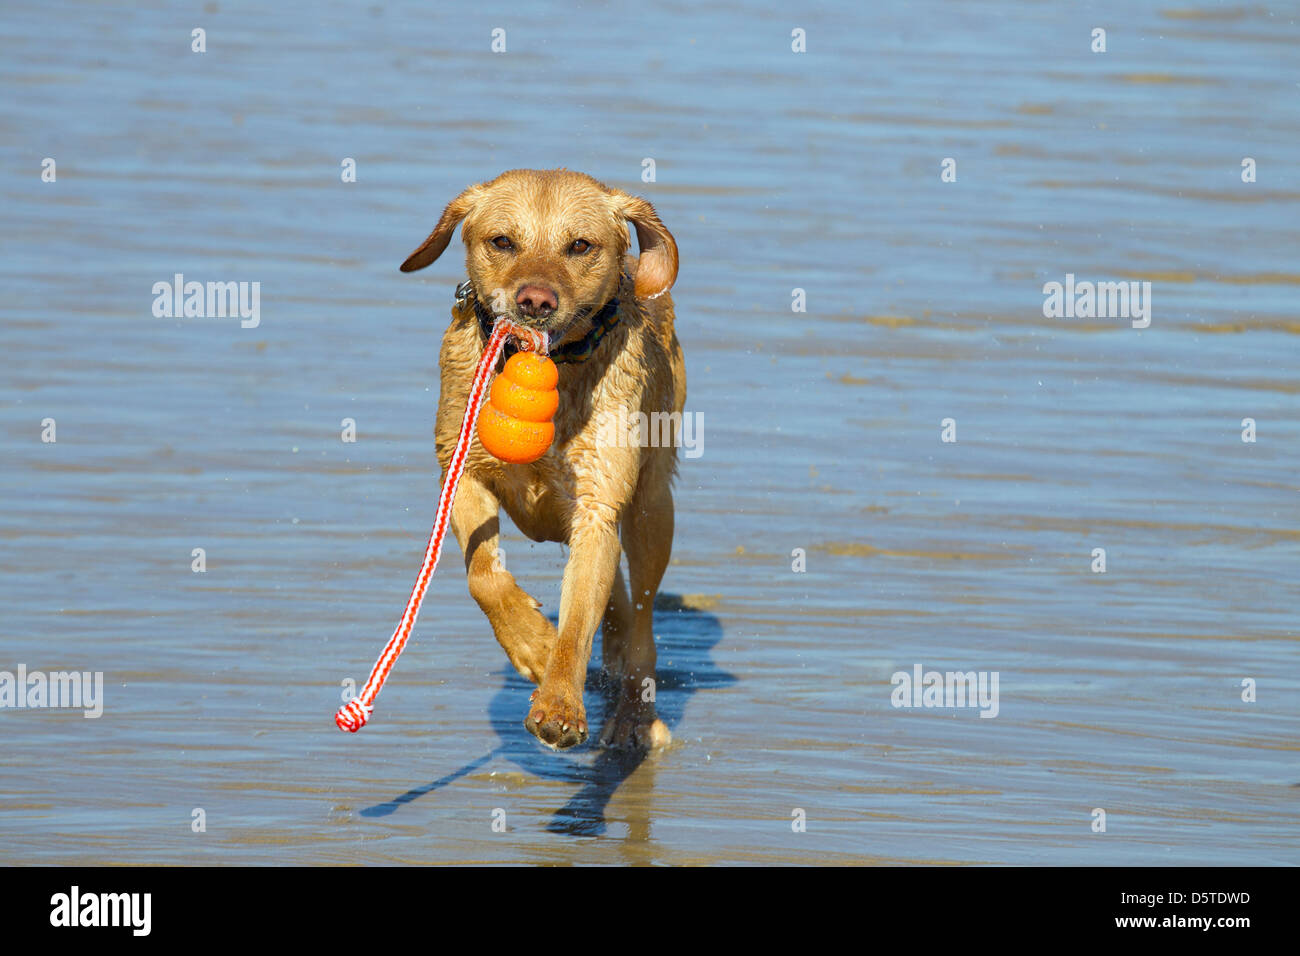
[400,186,481,273]
[612,192,678,299]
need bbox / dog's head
[400,169,677,337]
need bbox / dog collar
[457,279,621,366]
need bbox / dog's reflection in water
[362,595,733,837]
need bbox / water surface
[1,1,1297,864]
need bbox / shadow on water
[363,593,734,835]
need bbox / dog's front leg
[451,471,557,684]
[524,504,621,749]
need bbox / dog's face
[400,169,678,338]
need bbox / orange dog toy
[476,351,559,463]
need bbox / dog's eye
[569,239,591,255]
[491,236,514,251]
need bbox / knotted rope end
[335,697,373,733]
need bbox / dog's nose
[516,285,558,318]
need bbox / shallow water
[1,1,1297,865]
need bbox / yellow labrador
[400,169,683,750]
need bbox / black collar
[457,280,621,366]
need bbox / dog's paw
[598,698,671,751]
[524,686,588,750]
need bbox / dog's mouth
[511,308,575,335]
[510,303,604,345]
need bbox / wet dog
[400,169,683,750]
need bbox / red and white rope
[335,317,549,733]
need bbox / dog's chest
[480,454,576,543]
